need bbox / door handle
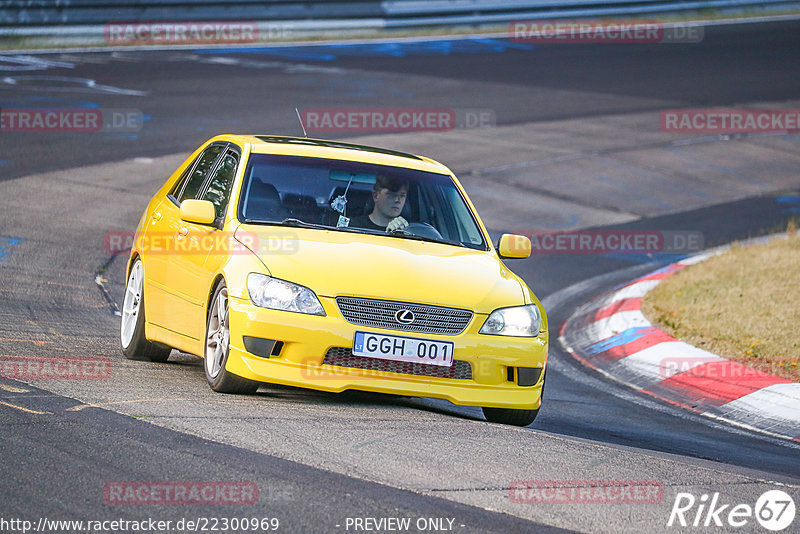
[177,227,189,237]
[151,212,163,222]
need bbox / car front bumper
[224,296,548,410]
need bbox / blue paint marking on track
[776,195,800,214]
[0,160,9,166]
[0,97,99,108]
[194,38,532,61]
[471,38,534,51]
[218,49,336,61]
[585,326,653,354]
[0,236,23,264]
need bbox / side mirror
[180,199,216,226]
[497,234,531,259]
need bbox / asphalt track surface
[1,19,800,534]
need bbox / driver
[350,175,409,232]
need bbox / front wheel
[482,407,539,427]
[204,282,259,394]
[120,258,171,362]
[483,371,545,426]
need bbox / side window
[169,155,198,199]
[177,145,224,202]
[444,187,484,245]
[202,151,239,219]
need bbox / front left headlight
[246,273,325,316]
[479,304,541,337]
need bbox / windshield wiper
[279,218,330,229]
[279,218,371,234]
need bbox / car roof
[214,134,450,174]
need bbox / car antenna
[295,107,308,138]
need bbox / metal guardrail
[381,0,800,27]
[0,0,797,28]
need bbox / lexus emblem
[394,309,415,324]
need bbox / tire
[120,258,171,362]
[482,406,539,427]
[483,371,544,427]
[204,282,259,394]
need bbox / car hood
[236,225,525,313]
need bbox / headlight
[246,273,325,316]
[479,304,541,337]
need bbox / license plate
[352,331,454,367]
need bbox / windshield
[238,154,487,250]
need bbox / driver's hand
[386,216,408,232]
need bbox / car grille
[335,297,472,335]
[323,347,473,380]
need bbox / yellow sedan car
[121,135,548,426]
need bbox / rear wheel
[205,282,259,394]
[120,258,171,362]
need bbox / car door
[145,143,225,332]
[141,196,175,328]
[165,145,240,342]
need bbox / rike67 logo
[668,490,795,531]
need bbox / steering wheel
[402,222,444,240]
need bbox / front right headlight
[479,304,541,337]
[246,273,325,316]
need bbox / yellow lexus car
[121,135,548,426]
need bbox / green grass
[642,225,800,382]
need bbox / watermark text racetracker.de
[0,108,143,133]
[104,481,258,505]
[509,480,663,504]
[510,19,703,43]
[659,357,790,380]
[661,109,800,134]
[511,230,703,255]
[104,230,298,256]
[1,356,111,380]
[299,108,495,133]
[104,21,291,44]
